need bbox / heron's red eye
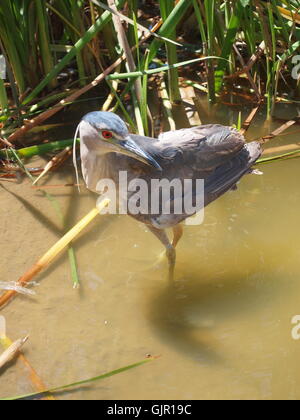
[102,130,113,140]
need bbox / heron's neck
[80,143,117,192]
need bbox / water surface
[1,101,300,400]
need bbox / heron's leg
[172,224,183,248]
[156,224,183,262]
[148,226,176,279]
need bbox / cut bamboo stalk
[0,336,28,370]
[0,200,110,308]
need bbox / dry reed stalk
[107,0,142,101]
[240,105,261,136]
[260,119,298,144]
[0,137,13,148]
[277,6,300,25]
[33,147,72,185]
[7,58,125,143]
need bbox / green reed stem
[2,357,154,400]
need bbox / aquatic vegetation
[0,0,299,138]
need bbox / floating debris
[0,282,36,296]
[251,169,264,175]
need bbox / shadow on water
[0,183,115,252]
[0,181,114,297]
[0,183,62,235]
[145,260,286,365]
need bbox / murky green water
[1,101,300,400]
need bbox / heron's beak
[118,137,162,171]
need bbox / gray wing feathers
[131,125,261,187]
[204,141,261,202]
[158,125,246,171]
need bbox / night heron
[76,111,262,278]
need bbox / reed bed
[0,0,299,139]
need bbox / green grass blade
[132,11,141,71]
[257,149,300,164]
[46,1,87,84]
[237,111,242,130]
[1,358,154,400]
[192,0,207,45]
[70,0,88,84]
[147,0,191,64]
[127,0,138,49]
[35,0,57,89]
[159,0,181,103]
[204,0,216,102]
[0,139,78,159]
[107,56,230,80]
[0,19,25,94]
[68,246,80,289]
[215,0,243,93]
[0,78,8,110]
